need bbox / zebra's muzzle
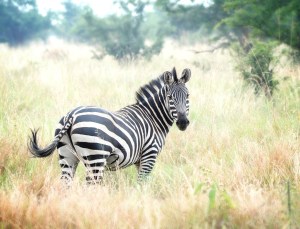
[176,113,190,131]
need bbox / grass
[0,40,299,228]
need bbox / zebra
[28,67,191,185]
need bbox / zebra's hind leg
[58,135,79,187]
[82,152,109,185]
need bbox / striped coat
[29,67,191,184]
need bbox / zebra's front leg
[137,153,158,182]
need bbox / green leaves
[194,182,236,218]
[0,0,52,45]
[222,0,300,51]
[208,184,217,212]
[233,40,279,98]
[58,0,165,61]
[193,182,204,195]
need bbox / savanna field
[0,40,299,228]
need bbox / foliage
[0,0,52,45]
[156,0,300,97]
[58,0,165,61]
[155,0,300,54]
[155,0,235,42]
[221,0,300,52]
[233,40,279,98]
[55,0,85,41]
[155,1,207,36]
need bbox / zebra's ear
[172,67,178,82]
[163,71,174,85]
[180,68,191,83]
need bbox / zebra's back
[61,106,147,169]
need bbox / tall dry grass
[0,39,299,228]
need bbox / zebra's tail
[28,117,73,158]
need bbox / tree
[217,0,300,97]
[58,0,165,61]
[97,0,165,60]
[55,0,86,41]
[221,0,300,52]
[0,0,52,45]
[155,1,207,36]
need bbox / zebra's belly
[105,148,138,171]
[105,146,122,170]
[105,153,120,171]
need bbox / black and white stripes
[28,67,191,185]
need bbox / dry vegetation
[0,40,299,228]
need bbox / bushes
[59,0,165,62]
[0,0,52,45]
[233,41,279,98]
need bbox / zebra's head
[163,67,191,131]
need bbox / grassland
[0,40,299,228]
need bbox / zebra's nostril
[176,119,189,126]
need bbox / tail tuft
[28,129,58,158]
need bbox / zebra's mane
[135,75,165,104]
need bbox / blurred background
[1,0,300,97]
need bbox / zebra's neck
[136,87,174,137]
